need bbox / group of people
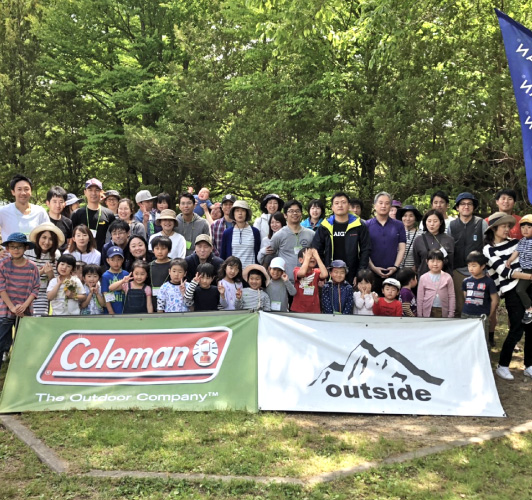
[0,174,531,382]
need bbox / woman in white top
[253,194,284,240]
[64,224,101,265]
[257,211,286,267]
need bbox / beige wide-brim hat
[156,209,178,223]
[230,200,252,222]
[243,264,270,287]
[485,212,516,233]
[29,222,65,246]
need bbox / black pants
[499,287,532,368]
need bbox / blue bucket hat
[454,192,478,210]
[3,232,35,249]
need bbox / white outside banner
[258,313,505,417]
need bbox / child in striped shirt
[0,233,40,369]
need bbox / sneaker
[524,366,532,379]
[522,311,532,324]
[495,365,514,381]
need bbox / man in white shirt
[0,174,49,241]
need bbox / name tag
[440,247,448,258]
[104,292,115,302]
[271,301,282,311]
[186,241,192,250]
[303,286,315,296]
[90,229,97,238]
[293,246,302,255]
[152,287,161,297]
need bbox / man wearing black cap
[211,194,236,257]
[71,179,116,252]
[449,192,488,317]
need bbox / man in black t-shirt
[46,186,72,253]
[71,179,116,252]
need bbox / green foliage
[0,0,531,209]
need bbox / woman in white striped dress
[25,223,64,316]
[397,205,422,270]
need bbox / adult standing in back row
[449,192,487,317]
[254,194,284,240]
[312,192,371,285]
[0,174,49,242]
[366,192,406,293]
[70,179,115,252]
[270,200,315,283]
[175,192,210,256]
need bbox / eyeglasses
[111,230,127,235]
[287,210,302,215]
[6,244,25,250]
[459,202,474,207]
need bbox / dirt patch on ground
[284,335,531,450]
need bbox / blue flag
[496,9,532,203]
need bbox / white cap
[269,257,286,271]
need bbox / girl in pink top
[417,249,455,318]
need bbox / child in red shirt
[291,248,328,313]
[372,277,402,317]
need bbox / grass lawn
[18,410,410,477]
[2,423,532,499]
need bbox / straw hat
[243,264,270,287]
[485,212,516,233]
[29,223,65,246]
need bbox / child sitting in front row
[322,260,354,314]
[462,251,498,346]
[417,249,455,318]
[265,257,296,312]
[372,277,403,317]
[157,258,189,313]
[396,268,418,317]
[80,264,105,315]
[291,248,328,313]
[185,263,220,311]
[110,260,153,314]
[353,269,377,315]
[237,265,271,311]
[47,253,86,315]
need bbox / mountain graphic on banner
[308,339,444,388]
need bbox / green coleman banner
[0,312,258,413]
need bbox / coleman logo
[37,328,232,386]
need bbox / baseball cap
[135,190,157,204]
[382,277,401,290]
[104,189,120,199]
[107,246,124,259]
[221,194,237,204]
[195,234,213,246]
[269,257,286,271]
[329,259,348,270]
[85,178,103,190]
[520,214,532,226]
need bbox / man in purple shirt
[366,192,406,294]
